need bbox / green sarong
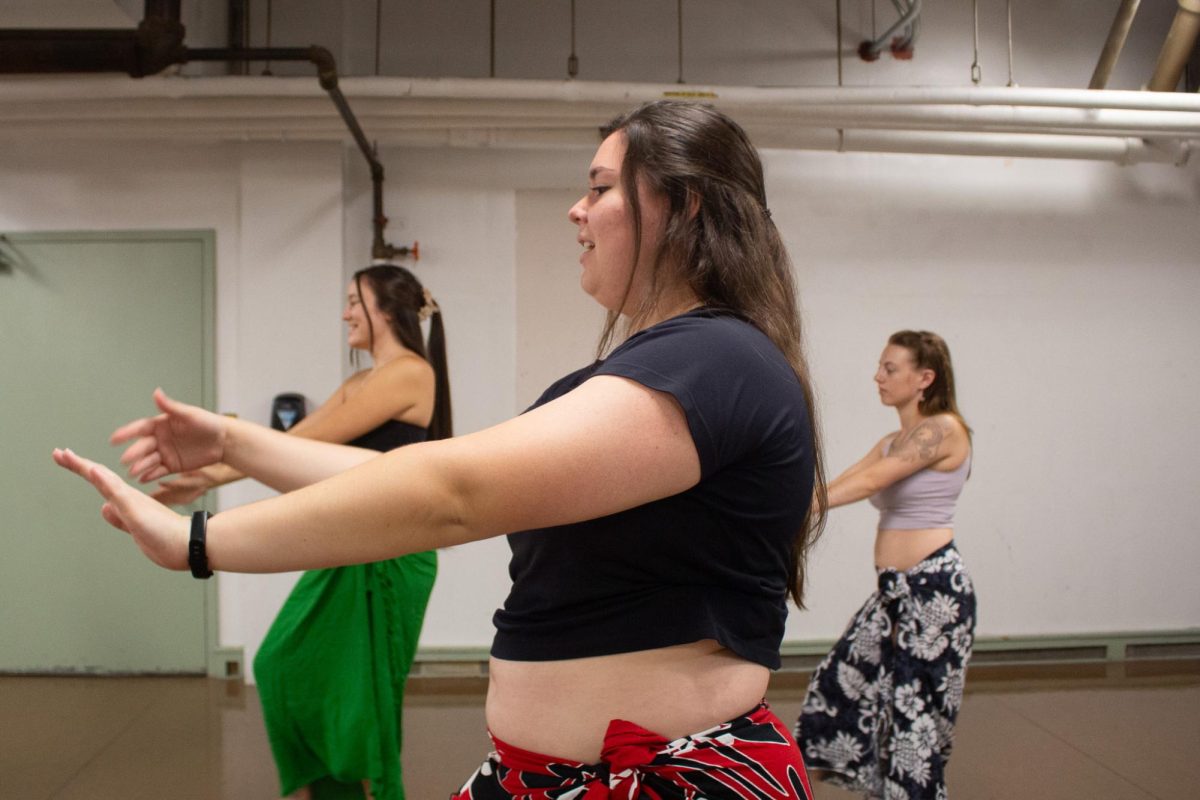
[253,551,437,800]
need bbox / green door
[0,231,214,673]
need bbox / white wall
[344,143,1200,648]
[2,0,1198,669]
[2,117,1197,667]
[216,143,347,672]
[769,150,1200,639]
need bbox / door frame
[0,228,227,676]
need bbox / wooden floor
[2,661,1197,799]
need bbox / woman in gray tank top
[795,330,976,800]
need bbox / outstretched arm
[281,357,430,444]
[151,360,431,504]
[826,416,960,508]
[117,389,379,495]
[55,374,700,574]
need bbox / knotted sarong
[452,702,812,799]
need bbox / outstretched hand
[51,447,190,571]
[112,388,227,483]
[151,470,218,506]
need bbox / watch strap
[189,510,213,579]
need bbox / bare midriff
[486,639,770,763]
[875,527,954,571]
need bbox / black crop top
[490,309,815,669]
[348,418,427,453]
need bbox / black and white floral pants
[795,542,976,800]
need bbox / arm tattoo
[892,418,945,463]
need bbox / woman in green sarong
[154,264,451,800]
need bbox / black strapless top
[347,419,428,453]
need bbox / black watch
[189,510,214,579]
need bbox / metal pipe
[3,76,1198,164]
[741,105,1200,137]
[184,46,410,261]
[1090,0,1141,89]
[835,0,843,86]
[353,78,1200,114]
[0,0,184,77]
[832,130,1188,165]
[227,0,248,75]
[0,7,411,261]
[676,0,684,84]
[1148,0,1200,91]
[8,76,1200,114]
[0,29,142,74]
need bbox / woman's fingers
[110,415,163,446]
[141,464,171,483]
[86,457,136,505]
[54,447,190,570]
[127,450,165,482]
[110,389,227,484]
[153,387,182,415]
[53,448,112,496]
[151,474,208,506]
[57,448,140,512]
[118,434,159,467]
[54,449,134,524]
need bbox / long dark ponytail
[353,264,453,440]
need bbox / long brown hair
[599,100,827,608]
[889,329,970,436]
[353,264,453,441]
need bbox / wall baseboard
[409,629,1200,678]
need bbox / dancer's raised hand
[151,469,221,506]
[112,388,228,482]
[51,447,190,570]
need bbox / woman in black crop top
[153,265,452,800]
[795,331,975,800]
[54,102,825,798]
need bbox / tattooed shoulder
[892,417,948,462]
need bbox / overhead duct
[2,78,1197,166]
[1,1,1197,168]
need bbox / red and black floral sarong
[451,702,812,799]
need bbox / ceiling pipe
[809,129,1189,165]
[0,3,413,263]
[184,47,414,261]
[2,76,1198,165]
[338,80,1200,114]
[7,84,1195,138]
[1148,0,1200,91]
[6,76,1200,113]
[1090,0,1141,90]
[5,77,1200,118]
[0,0,183,76]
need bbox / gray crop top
[868,439,970,530]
